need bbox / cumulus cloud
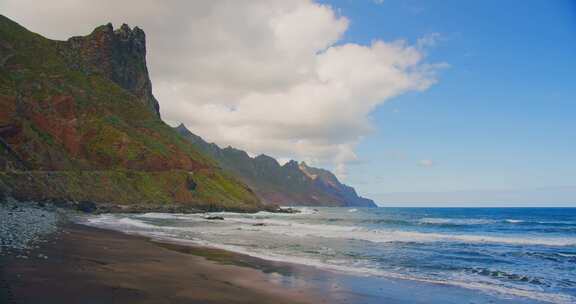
[1,0,443,178]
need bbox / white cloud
[417,32,442,49]
[1,0,443,178]
[417,159,435,168]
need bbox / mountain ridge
[175,123,377,207]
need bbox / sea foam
[80,208,576,304]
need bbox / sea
[82,207,576,303]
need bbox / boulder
[76,201,97,213]
[204,216,224,220]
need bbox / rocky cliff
[175,124,377,207]
[59,23,160,117]
[0,15,262,211]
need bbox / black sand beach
[1,219,551,304]
[1,223,331,304]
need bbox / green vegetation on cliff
[176,124,376,207]
[0,15,261,210]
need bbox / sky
[321,0,576,205]
[1,0,575,206]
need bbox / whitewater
[82,207,576,304]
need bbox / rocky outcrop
[175,123,377,207]
[0,15,262,210]
[59,23,160,117]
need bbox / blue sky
[320,0,576,205]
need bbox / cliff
[175,124,377,207]
[59,22,160,117]
[0,15,262,211]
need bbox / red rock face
[0,97,21,143]
[0,73,204,172]
[26,95,80,156]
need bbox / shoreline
[0,196,302,215]
[1,223,328,304]
[1,208,558,304]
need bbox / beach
[2,205,574,303]
[1,223,326,304]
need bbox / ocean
[83,207,576,303]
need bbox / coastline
[1,223,326,304]
[2,223,551,304]
[1,204,562,304]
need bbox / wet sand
[0,224,327,304]
[0,223,547,304]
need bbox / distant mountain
[0,15,262,211]
[175,124,376,207]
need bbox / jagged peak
[91,22,113,35]
[119,23,131,32]
[175,122,187,130]
[115,23,145,41]
[174,122,377,207]
[223,146,249,155]
[82,22,145,47]
[254,154,279,166]
[175,123,196,137]
[64,21,159,117]
[283,160,300,169]
[254,154,269,159]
